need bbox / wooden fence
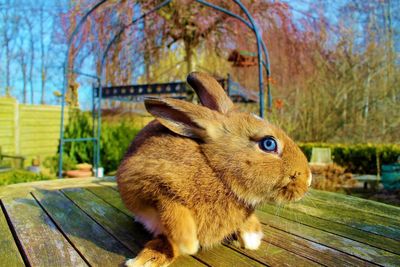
[0,97,68,167]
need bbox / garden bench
[0,177,399,266]
[0,146,25,172]
[353,174,380,190]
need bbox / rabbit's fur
[117,72,311,267]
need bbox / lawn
[0,170,55,187]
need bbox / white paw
[125,258,138,267]
[179,239,199,255]
[242,231,263,250]
[125,256,171,267]
[125,257,152,267]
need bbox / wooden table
[1,177,399,267]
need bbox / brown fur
[117,72,311,267]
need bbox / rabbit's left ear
[144,97,221,139]
[187,72,234,114]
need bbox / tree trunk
[21,57,27,103]
[28,19,35,104]
[40,6,46,104]
[3,0,11,95]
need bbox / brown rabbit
[117,72,312,267]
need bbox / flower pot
[65,170,92,178]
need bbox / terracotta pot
[65,170,92,178]
[76,163,92,172]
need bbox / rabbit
[117,72,312,267]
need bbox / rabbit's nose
[289,171,301,181]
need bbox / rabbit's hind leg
[125,235,178,267]
[159,200,199,255]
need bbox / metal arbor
[58,0,272,177]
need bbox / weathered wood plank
[262,224,376,266]
[257,209,400,266]
[0,203,25,267]
[307,190,400,220]
[259,204,400,255]
[62,188,149,249]
[194,245,265,267]
[33,189,134,266]
[62,188,205,267]
[277,200,400,241]
[0,177,109,198]
[86,185,132,215]
[224,241,321,267]
[2,178,399,267]
[301,192,400,227]
[2,194,87,267]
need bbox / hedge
[58,110,400,176]
[299,143,400,174]
[0,170,55,186]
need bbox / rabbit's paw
[125,235,177,267]
[178,238,199,255]
[124,252,170,267]
[241,231,263,250]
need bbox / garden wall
[0,97,68,166]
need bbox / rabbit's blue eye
[260,137,277,152]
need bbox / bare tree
[0,0,20,95]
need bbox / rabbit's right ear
[144,97,221,139]
[187,72,234,114]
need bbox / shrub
[0,170,55,186]
[62,110,142,173]
[43,154,77,174]
[299,143,400,174]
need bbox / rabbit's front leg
[237,213,263,250]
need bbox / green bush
[62,110,142,173]
[0,170,55,186]
[43,154,77,174]
[299,143,400,174]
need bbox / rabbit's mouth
[274,177,311,203]
[270,168,313,203]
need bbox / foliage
[310,164,355,192]
[62,110,142,173]
[43,154,77,174]
[300,143,400,175]
[0,170,55,186]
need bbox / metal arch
[61,0,273,178]
[99,0,272,116]
[96,0,173,176]
[195,0,272,116]
[58,0,108,177]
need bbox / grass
[0,170,55,186]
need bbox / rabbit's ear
[187,72,234,114]
[144,97,219,139]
